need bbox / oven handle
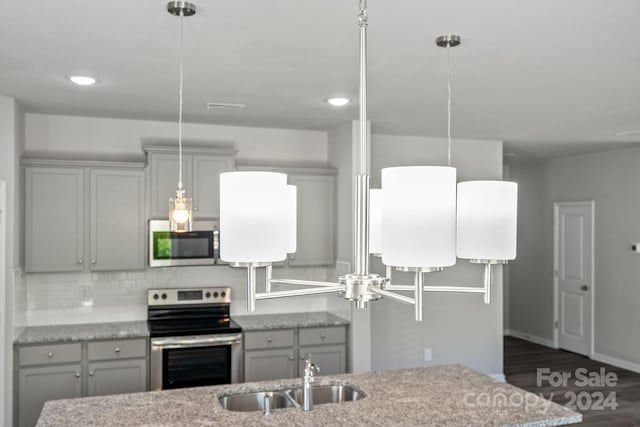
[151,333,242,348]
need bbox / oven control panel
[147,287,231,306]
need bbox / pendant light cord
[177,12,184,191]
[447,43,452,167]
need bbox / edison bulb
[172,207,190,224]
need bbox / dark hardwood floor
[504,336,640,426]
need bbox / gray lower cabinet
[243,325,347,382]
[244,348,297,382]
[23,160,146,273]
[298,345,346,376]
[16,338,148,427]
[88,359,147,397]
[18,364,82,427]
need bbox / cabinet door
[90,169,145,271]
[19,364,82,427]
[192,155,233,218]
[244,348,297,382]
[88,359,147,397]
[288,175,335,266]
[25,167,84,272]
[298,345,346,376]
[149,153,192,219]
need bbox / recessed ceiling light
[67,75,98,86]
[326,97,350,107]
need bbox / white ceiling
[2,0,640,158]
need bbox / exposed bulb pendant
[168,1,196,232]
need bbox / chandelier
[219,0,518,321]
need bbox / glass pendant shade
[381,166,457,268]
[369,189,382,255]
[456,181,518,261]
[286,184,297,254]
[169,189,193,232]
[220,171,288,263]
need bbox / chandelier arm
[368,286,415,306]
[265,264,273,293]
[269,279,342,287]
[415,272,423,322]
[483,263,492,304]
[256,286,344,300]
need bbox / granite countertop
[37,365,581,427]
[14,321,149,344]
[233,311,349,330]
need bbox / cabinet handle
[75,373,81,378]
[266,338,273,343]
[193,207,198,211]
[320,334,327,339]
[300,355,306,360]
[91,259,96,265]
[114,348,120,353]
[288,356,295,361]
[89,371,95,376]
[77,259,83,265]
[47,352,54,358]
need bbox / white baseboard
[505,329,555,348]
[489,373,506,382]
[592,352,640,374]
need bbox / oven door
[150,333,242,391]
[149,220,217,267]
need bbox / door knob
[581,285,589,291]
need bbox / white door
[0,181,6,422]
[554,201,594,356]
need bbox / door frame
[552,200,595,357]
[0,180,6,422]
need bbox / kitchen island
[37,365,581,426]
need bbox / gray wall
[506,159,552,340]
[508,145,640,368]
[370,135,505,377]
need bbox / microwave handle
[213,228,220,260]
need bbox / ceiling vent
[206,102,246,111]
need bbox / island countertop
[37,365,581,427]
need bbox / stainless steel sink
[287,384,364,405]
[218,391,297,412]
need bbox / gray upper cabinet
[90,169,145,271]
[289,173,336,266]
[145,145,237,219]
[235,166,337,267]
[25,167,85,272]
[23,160,146,273]
[148,152,192,219]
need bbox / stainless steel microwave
[148,220,222,267]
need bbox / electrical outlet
[424,348,432,362]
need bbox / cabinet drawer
[88,339,147,361]
[299,326,346,346]
[19,343,82,366]
[244,330,294,350]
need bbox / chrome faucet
[302,356,320,412]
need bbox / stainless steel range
[147,287,242,390]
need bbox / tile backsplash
[24,265,338,326]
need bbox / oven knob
[153,294,159,300]
[221,291,226,298]
[213,292,219,298]
[205,292,211,298]
[161,293,167,300]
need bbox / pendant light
[167,1,195,232]
[219,1,518,320]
